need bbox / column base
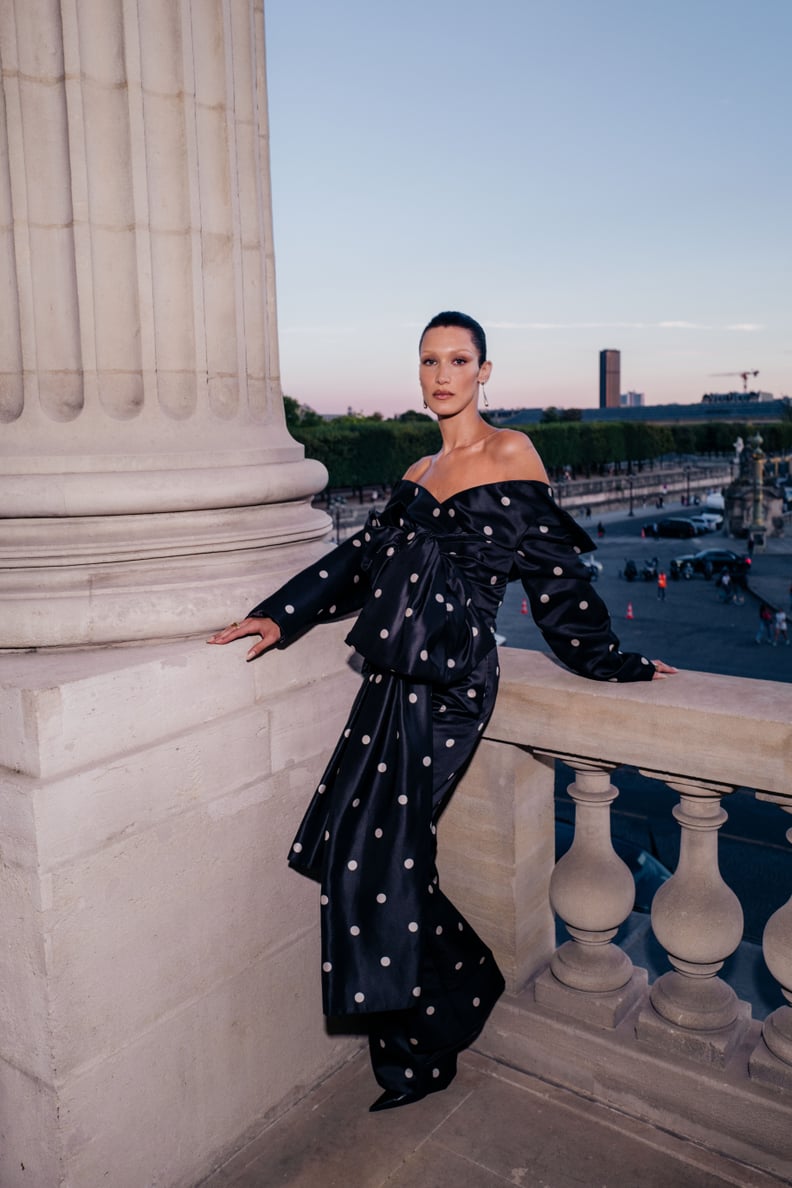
[636,997,752,1068]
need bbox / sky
[263,0,791,417]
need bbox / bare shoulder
[485,429,549,482]
[402,454,434,482]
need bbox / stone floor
[201,1049,785,1188]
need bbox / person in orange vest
[657,570,668,601]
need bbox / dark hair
[420,311,487,366]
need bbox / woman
[209,311,676,1112]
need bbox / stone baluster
[750,797,792,1090]
[637,776,750,1064]
[534,759,646,1027]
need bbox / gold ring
[230,621,239,628]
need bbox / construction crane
[710,370,759,392]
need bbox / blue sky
[264,0,790,416]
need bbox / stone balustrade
[440,648,792,1179]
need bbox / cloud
[724,323,763,332]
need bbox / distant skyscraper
[599,349,621,409]
[620,390,644,407]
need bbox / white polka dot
[446,658,455,669]
[379,1039,386,1049]
[408,692,418,704]
[364,532,371,541]
[432,507,441,517]
[352,798,360,807]
[455,961,463,970]
[579,600,589,610]
[285,604,295,614]
[420,649,429,661]
[435,592,444,603]
[435,925,443,936]
[352,539,362,548]
[490,575,498,585]
[412,986,421,997]
[292,842,303,853]
[483,525,493,536]
[574,545,581,554]
[609,643,616,652]
[324,830,330,840]
[374,588,382,598]
[375,673,383,683]
[354,992,365,1003]
[405,607,413,617]
[374,827,383,838]
[432,1067,441,1078]
[410,572,419,583]
[610,677,618,682]
[319,570,328,579]
[320,894,329,905]
[553,566,563,576]
[438,704,446,712]
[448,508,455,517]
[405,1067,415,1077]
[571,639,580,647]
[407,531,415,540]
[404,858,415,869]
[398,794,408,805]
[380,956,391,967]
[323,961,332,972]
[458,922,464,931]
[377,762,387,773]
[376,892,387,904]
[472,626,479,636]
[386,547,395,556]
[408,921,419,932]
[422,756,432,766]
[501,496,511,506]
[329,605,336,614]
[445,738,455,748]
[361,735,371,745]
[350,925,360,935]
[641,656,650,665]
[347,860,358,871]
[414,486,419,495]
[473,996,481,1007]
[445,602,454,614]
[547,486,553,496]
[426,1005,435,1015]
[540,525,549,534]
[379,628,389,639]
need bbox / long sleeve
[248,527,371,647]
[512,499,655,683]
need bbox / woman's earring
[422,399,428,409]
[481,384,489,409]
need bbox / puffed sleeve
[247,527,371,647]
[512,495,655,682]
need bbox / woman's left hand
[651,660,678,680]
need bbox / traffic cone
[521,597,528,615]
[626,602,634,620]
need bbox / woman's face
[419,326,492,416]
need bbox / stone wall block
[0,73,23,423]
[56,933,357,1188]
[268,671,359,774]
[0,858,52,1081]
[0,1058,61,1188]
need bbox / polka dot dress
[247,480,656,1088]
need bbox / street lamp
[329,494,346,543]
[628,476,634,517]
[685,466,691,506]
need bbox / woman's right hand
[206,616,281,661]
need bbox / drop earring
[480,384,489,409]
[423,399,428,409]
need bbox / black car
[643,518,697,539]
[670,548,751,580]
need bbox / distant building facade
[620,390,644,407]
[701,390,775,405]
[599,349,621,409]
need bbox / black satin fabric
[249,480,655,1020]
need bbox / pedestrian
[747,532,755,556]
[207,310,677,1113]
[718,570,732,603]
[756,602,774,644]
[597,520,605,538]
[657,570,667,601]
[788,582,792,613]
[773,609,789,646]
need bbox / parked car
[685,516,715,535]
[643,518,697,539]
[697,512,723,530]
[670,549,751,580]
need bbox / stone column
[0,0,328,647]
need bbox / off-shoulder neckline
[393,477,553,508]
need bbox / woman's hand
[207,616,281,661]
[651,660,678,680]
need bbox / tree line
[283,397,792,491]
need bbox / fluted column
[534,759,647,1027]
[750,797,792,1090]
[637,776,750,1065]
[0,0,328,646]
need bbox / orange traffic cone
[626,602,634,620]
[521,597,528,615]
